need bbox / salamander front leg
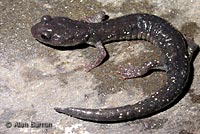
[82,11,107,23]
[118,60,164,79]
[85,41,107,71]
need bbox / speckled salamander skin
[31,13,198,122]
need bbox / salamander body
[31,12,198,122]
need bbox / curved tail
[54,81,184,122]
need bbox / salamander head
[31,15,90,47]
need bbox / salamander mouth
[31,25,37,38]
[31,25,45,41]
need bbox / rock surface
[0,0,200,133]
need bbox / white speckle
[165,38,172,42]
[107,34,112,39]
[54,34,61,39]
[171,77,175,80]
[167,88,170,91]
[156,92,159,94]
[126,112,130,115]
[152,95,155,98]
[143,20,147,30]
[167,43,172,46]
[156,29,162,35]
[86,111,92,114]
[154,98,158,101]
[184,55,188,59]
[47,29,52,32]
[74,109,81,112]
[166,99,169,102]
[155,60,160,63]
[181,71,186,76]
[138,109,141,112]
[119,116,122,118]
[148,22,152,31]
[146,61,152,66]
[166,52,169,57]
[95,112,100,115]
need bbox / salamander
[31,11,198,122]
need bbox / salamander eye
[41,32,51,40]
[41,15,52,22]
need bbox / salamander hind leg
[184,36,199,60]
[118,60,163,79]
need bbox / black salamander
[31,12,198,122]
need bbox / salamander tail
[54,104,148,122]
